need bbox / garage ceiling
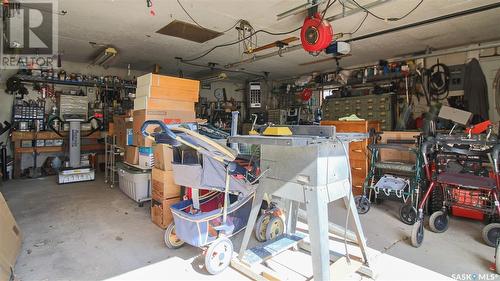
[55,0,500,79]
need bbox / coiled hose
[420,60,450,103]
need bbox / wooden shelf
[12,131,105,141]
[15,144,104,154]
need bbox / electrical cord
[179,60,265,78]
[335,138,353,264]
[422,61,450,101]
[343,11,369,35]
[176,0,243,34]
[181,0,334,62]
[349,0,424,21]
[182,26,302,62]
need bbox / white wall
[199,80,245,102]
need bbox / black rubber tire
[164,223,185,249]
[355,195,371,214]
[399,204,417,225]
[429,210,449,233]
[430,184,444,214]
[411,219,424,248]
[482,223,500,247]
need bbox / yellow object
[263,127,293,136]
[248,129,259,135]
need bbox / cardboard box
[132,109,196,147]
[113,116,132,148]
[137,73,200,92]
[151,197,179,229]
[152,168,180,200]
[125,145,139,165]
[153,144,174,171]
[133,96,196,111]
[379,131,421,163]
[138,146,154,169]
[135,85,199,102]
[0,192,22,281]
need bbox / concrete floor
[1,175,497,280]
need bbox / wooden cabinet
[320,120,380,195]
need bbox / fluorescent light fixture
[92,47,117,68]
[200,72,227,83]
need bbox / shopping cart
[141,120,260,274]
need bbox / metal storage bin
[117,163,151,206]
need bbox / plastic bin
[117,163,151,204]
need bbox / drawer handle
[352,149,363,153]
[353,167,363,170]
[354,185,363,188]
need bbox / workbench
[11,131,105,178]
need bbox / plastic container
[118,163,151,204]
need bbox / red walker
[411,137,500,248]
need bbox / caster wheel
[355,195,370,214]
[205,237,233,275]
[429,210,449,233]
[255,213,271,242]
[164,223,185,249]
[399,204,417,225]
[483,223,500,247]
[265,216,285,241]
[411,219,424,248]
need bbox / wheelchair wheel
[411,219,424,247]
[399,203,417,225]
[429,210,449,233]
[355,195,371,214]
[265,216,285,241]
[164,223,185,249]
[482,223,500,247]
[205,237,233,275]
[255,213,271,242]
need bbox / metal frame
[229,132,373,280]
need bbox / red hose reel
[300,13,333,53]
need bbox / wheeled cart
[229,125,374,281]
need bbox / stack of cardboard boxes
[150,144,181,228]
[121,73,199,228]
[124,73,199,168]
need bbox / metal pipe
[230,111,239,152]
[225,2,500,69]
[298,209,361,243]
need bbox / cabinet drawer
[349,141,367,160]
[351,166,367,180]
